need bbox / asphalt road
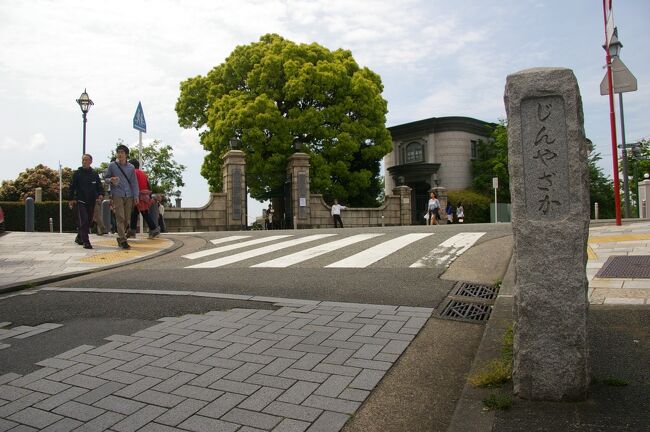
[0,223,512,377]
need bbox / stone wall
[164,193,228,232]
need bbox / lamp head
[76,89,93,114]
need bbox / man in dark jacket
[69,154,104,249]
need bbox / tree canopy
[176,33,392,206]
[0,164,73,201]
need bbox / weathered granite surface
[505,67,590,401]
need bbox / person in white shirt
[427,192,440,226]
[331,199,346,228]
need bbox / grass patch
[483,393,513,410]
[468,323,514,388]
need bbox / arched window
[405,142,424,163]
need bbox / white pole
[59,161,63,233]
[494,187,498,223]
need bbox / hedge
[0,201,78,232]
[447,189,493,223]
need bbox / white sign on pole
[492,177,499,189]
[600,57,638,95]
[133,102,147,133]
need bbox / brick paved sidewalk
[587,221,650,305]
[0,232,174,290]
[0,299,432,431]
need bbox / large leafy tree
[0,164,74,201]
[98,139,186,196]
[471,121,509,202]
[588,140,615,219]
[176,33,392,206]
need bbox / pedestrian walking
[93,199,106,235]
[456,202,465,223]
[156,195,167,232]
[427,192,440,226]
[68,154,104,249]
[446,201,454,224]
[105,144,139,249]
[331,199,346,228]
[128,159,160,239]
[266,203,274,230]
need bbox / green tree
[98,139,186,196]
[471,121,509,202]
[176,33,392,206]
[0,164,73,201]
[588,141,615,219]
[627,138,650,211]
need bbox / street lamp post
[76,89,94,155]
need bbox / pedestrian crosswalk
[182,231,486,269]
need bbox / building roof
[387,116,495,138]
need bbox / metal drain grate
[596,255,650,279]
[440,299,492,322]
[450,281,498,300]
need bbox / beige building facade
[384,116,493,223]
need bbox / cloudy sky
[1,0,648,221]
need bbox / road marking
[325,233,433,268]
[252,233,384,268]
[410,232,485,268]
[210,235,251,245]
[187,234,337,268]
[182,235,292,260]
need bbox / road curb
[0,236,183,295]
[446,255,515,432]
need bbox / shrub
[0,201,78,232]
[447,189,492,223]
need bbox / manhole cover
[451,281,498,300]
[440,299,492,322]
[595,255,650,279]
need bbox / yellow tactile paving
[587,245,597,260]
[78,238,173,264]
[587,233,650,244]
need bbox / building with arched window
[384,116,494,223]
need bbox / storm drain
[450,281,498,300]
[440,299,492,322]
[596,255,650,279]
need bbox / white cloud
[29,133,46,151]
[0,137,20,151]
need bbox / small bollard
[381,214,385,227]
[293,215,297,230]
[25,197,35,232]
[49,217,53,232]
[101,200,111,232]
[643,200,647,219]
[594,202,599,220]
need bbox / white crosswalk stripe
[252,233,384,268]
[326,233,433,268]
[187,234,337,268]
[410,232,486,268]
[182,235,292,260]
[210,235,250,245]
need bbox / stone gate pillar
[505,67,590,401]
[223,150,246,230]
[392,185,412,225]
[639,179,650,219]
[287,153,310,228]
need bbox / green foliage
[176,33,392,206]
[471,121,509,202]
[0,164,74,202]
[482,394,513,410]
[597,377,630,387]
[447,189,491,223]
[628,138,650,213]
[587,141,615,219]
[98,139,186,197]
[469,323,513,388]
[0,201,77,232]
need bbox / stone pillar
[505,68,590,401]
[287,153,310,228]
[433,186,448,215]
[35,187,43,202]
[222,150,246,230]
[639,179,650,219]
[392,185,412,225]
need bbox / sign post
[133,101,147,166]
[493,176,499,223]
[133,102,147,233]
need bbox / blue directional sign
[133,101,147,133]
